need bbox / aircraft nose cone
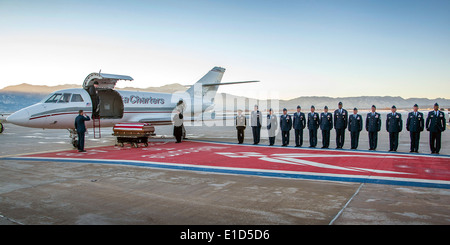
[6,109,30,126]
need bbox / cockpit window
[44,93,73,103]
[71,94,84,102]
[58,93,72,103]
[45,93,62,103]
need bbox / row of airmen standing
[235,102,446,154]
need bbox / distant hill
[1,83,449,113]
[0,92,46,113]
[1,83,81,94]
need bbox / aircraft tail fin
[186,67,226,100]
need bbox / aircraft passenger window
[45,93,62,103]
[58,93,72,103]
[71,94,84,102]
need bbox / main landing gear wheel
[68,128,78,148]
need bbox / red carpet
[13,140,450,188]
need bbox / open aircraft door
[83,72,133,119]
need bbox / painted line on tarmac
[328,183,365,225]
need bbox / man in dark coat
[426,103,446,154]
[406,104,424,153]
[173,111,184,143]
[334,102,348,149]
[293,105,306,147]
[280,108,292,146]
[386,105,403,152]
[348,108,363,149]
[308,105,319,148]
[235,109,246,144]
[366,105,381,150]
[251,105,262,145]
[74,110,90,152]
[320,105,333,148]
[88,81,100,118]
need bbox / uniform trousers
[294,129,303,146]
[368,131,378,150]
[174,126,183,143]
[236,126,245,144]
[335,128,345,148]
[389,132,399,151]
[77,132,85,151]
[409,131,420,152]
[321,130,330,148]
[429,132,442,153]
[252,126,261,144]
[309,129,317,147]
[350,131,360,149]
[268,136,275,146]
[282,131,290,146]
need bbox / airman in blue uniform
[308,105,319,148]
[293,105,306,147]
[426,103,446,154]
[366,105,381,150]
[334,102,348,149]
[406,104,424,153]
[348,108,363,149]
[386,105,403,152]
[319,106,333,148]
[280,108,292,146]
[74,110,90,152]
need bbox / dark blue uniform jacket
[348,114,363,132]
[366,112,381,132]
[293,112,306,130]
[75,115,91,133]
[426,110,446,132]
[334,109,348,130]
[280,114,292,131]
[406,112,424,132]
[308,112,319,130]
[386,113,402,133]
[320,112,333,131]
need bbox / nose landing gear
[68,128,78,148]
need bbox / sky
[0,0,449,99]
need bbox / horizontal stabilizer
[202,80,260,87]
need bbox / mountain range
[1,83,449,113]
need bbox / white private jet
[6,67,258,146]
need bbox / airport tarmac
[0,120,449,225]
